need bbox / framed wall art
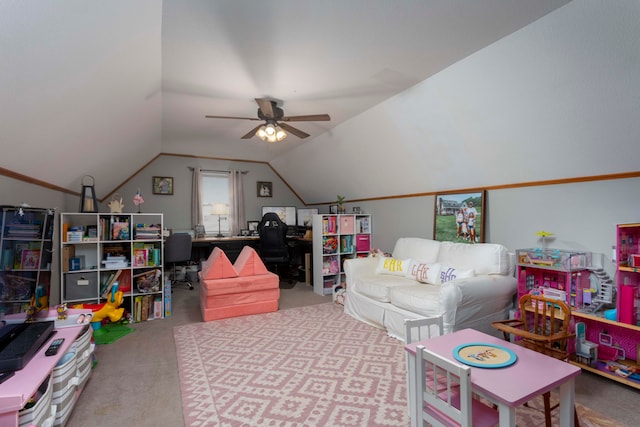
[257,181,272,197]
[152,176,174,195]
[434,190,486,243]
[297,208,318,227]
[247,220,260,235]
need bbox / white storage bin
[52,350,78,401]
[19,374,53,427]
[53,384,76,427]
[72,325,93,387]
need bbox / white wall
[332,176,640,280]
[274,0,640,204]
[105,154,304,232]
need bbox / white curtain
[228,170,245,235]
[191,167,203,228]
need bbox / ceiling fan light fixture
[265,123,276,136]
[256,125,267,140]
[275,126,287,141]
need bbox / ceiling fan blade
[281,114,331,122]
[279,122,310,139]
[241,124,263,139]
[255,98,275,119]
[205,115,260,121]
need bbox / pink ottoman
[199,246,279,321]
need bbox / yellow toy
[73,284,125,328]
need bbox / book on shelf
[356,216,370,233]
[112,221,130,240]
[133,248,148,267]
[102,255,128,268]
[134,296,143,322]
[101,269,123,298]
[141,295,151,321]
[340,235,353,253]
[153,297,163,319]
[322,216,338,234]
[20,249,40,269]
[134,223,161,240]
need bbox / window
[201,172,230,235]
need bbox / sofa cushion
[436,241,510,275]
[352,274,416,303]
[438,265,475,284]
[392,237,441,263]
[388,283,441,317]
[405,260,441,285]
[234,246,269,276]
[200,247,238,280]
[375,257,412,276]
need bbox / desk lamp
[212,203,229,237]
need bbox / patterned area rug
[174,303,626,427]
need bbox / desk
[192,236,313,282]
[192,236,260,263]
[405,328,581,427]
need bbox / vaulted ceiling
[1,0,570,198]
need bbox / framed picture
[240,229,250,236]
[329,204,338,214]
[247,221,260,235]
[257,181,272,197]
[434,190,486,243]
[153,176,173,195]
[297,208,318,227]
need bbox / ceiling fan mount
[205,98,330,140]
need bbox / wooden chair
[415,344,499,427]
[491,293,579,427]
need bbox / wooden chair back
[493,293,573,361]
[404,316,444,344]
[415,345,499,427]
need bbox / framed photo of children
[152,176,174,195]
[434,190,486,243]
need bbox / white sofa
[343,237,517,340]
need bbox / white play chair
[415,345,499,427]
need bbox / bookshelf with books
[60,212,164,322]
[312,213,372,296]
[0,206,55,316]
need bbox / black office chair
[258,213,297,284]
[164,233,194,290]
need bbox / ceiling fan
[205,98,330,141]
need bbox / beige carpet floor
[66,282,637,426]
[174,302,629,427]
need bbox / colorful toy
[72,284,125,329]
[57,303,68,320]
[33,283,49,310]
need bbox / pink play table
[405,328,581,427]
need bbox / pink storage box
[356,235,370,252]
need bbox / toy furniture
[492,294,579,427]
[199,246,279,321]
[516,236,640,390]
[0,310,94,427]
[414,344,499,427]
[404,316,445,422]
[344,237,517,339]
[405,328,581,427]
